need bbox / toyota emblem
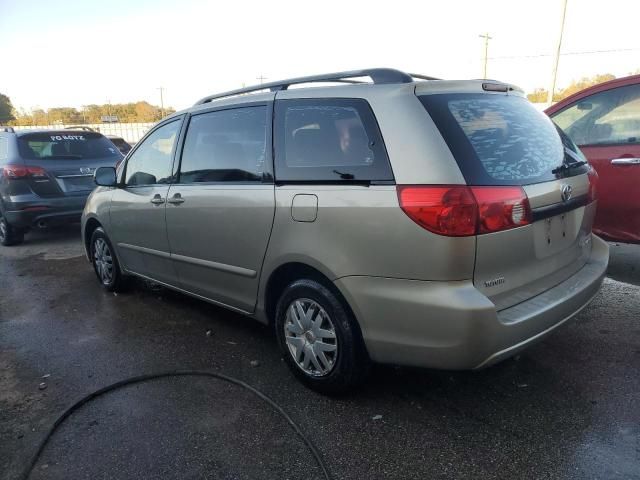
[561,184,572,202]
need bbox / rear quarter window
[274,98,393,183]
[420,93,579,185]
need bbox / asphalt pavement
[1,225,639,480]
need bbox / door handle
[611,157,640,165]
[167,193,185,205]
[150,194,165,205]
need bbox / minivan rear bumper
[334,234,608,370]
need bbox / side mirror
[94,166,117,187]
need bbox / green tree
[0,93,16,124]
[48,107,83,124]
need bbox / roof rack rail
[0,126,15,133]
[409,73,441,81]
[64,126,96,131]
[194,68,438,105]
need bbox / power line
[488,47,640,60]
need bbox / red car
[546,75,640,244]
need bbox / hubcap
[93,238,114,285]
[284,298,338,377]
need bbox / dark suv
[0,126,122,245]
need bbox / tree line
[526,74,618,103]
[0,94,175,125]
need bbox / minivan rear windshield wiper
[551,160,587,175]
[551,147,588,175]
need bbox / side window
[552,84,640,146]
[274,98,393,182]
[124,120,181,186]
[179,106,268,183]
[0,137,7,161]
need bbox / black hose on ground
[20,370,332,480]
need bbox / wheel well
[84,218,101,254]
[264,262,356,326]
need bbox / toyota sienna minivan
[81,68,609,393]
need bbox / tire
[275,279,370,395]
[0,210,24,246]
[90,227,127,292]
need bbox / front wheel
[90,227,127,292]
[0,211,24,246]
[275,279,370,394]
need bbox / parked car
[106,135,132,156]
[65,126,132,156]
[0,126,123,245]
[546,74,640,244]
[81,68,608,393]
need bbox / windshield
[17,132,122,160]
[420,93,588,185]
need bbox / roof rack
[64,126,96,131]
[0,126,15,133]
[409,73,440,81]
[194,68,439,105]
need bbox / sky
[0,0,639,112]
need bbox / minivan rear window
[17,132,121,160]
[420,93,586,185]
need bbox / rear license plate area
[56,176,94,192]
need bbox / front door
[551,82,640,244]
[582,144,640,243]
[109,118,183,283]
[165,104,275,312]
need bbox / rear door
[109,118,182,283]
[421,91,595,310]
[550,82,640,244]
[16,131,122,197]
[165,104,275,313]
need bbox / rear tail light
[587,167,598,202]
[397,186,477,236]
[2,165,48,179]
[397,185,532,237]
[471,186,532,234]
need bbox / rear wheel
[275,279,370,394]
[0,210,24,246]
[90,227,127,292]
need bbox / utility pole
[547,0,569,106]
[256,74,267,85]
[479,33,492,78]
[157,87,165,119]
